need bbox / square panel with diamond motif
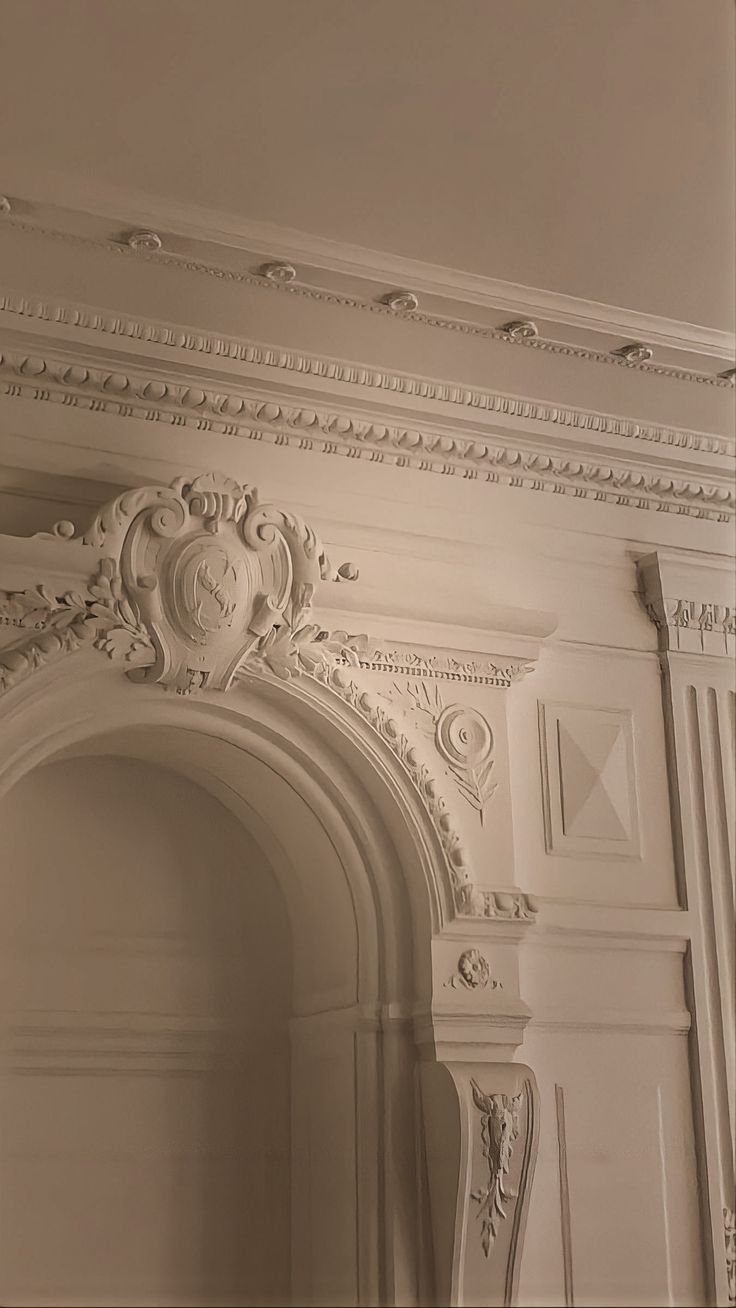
[538,702,641,859]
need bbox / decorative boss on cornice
[125,229,163,252]
[615,342,654,364]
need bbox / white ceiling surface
[0,0,733,331]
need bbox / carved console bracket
[421,1061,539,1306]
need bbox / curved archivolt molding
[0,471,534,926]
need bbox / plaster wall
[0,756,292,1307]
[0,210,732,1307]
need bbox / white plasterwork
[0,471,543,929]
[0,334,732,522]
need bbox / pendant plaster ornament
[470,1082,524,1257]
[397,680,497,824]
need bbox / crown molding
[1,210,734,388]
[0,291,732,460]
[0,337,732,523]
[2,183,733,364]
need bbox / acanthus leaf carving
[0,472,541,926]
[76,473,356,694]
[0,559,155,691]
[641,591,736,656]
[470,1081,524,1258]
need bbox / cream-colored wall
[0,756,292,1308]
[0,202,732,1307]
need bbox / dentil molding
[0,336,732,522]
[0,471,538,926]
[0,292,731,457]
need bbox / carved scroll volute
[420,1061,539,1307]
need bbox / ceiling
[0,0,733,330]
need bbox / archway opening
[0,753,293,1308]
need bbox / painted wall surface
[0,210,732,1308]
[0,757,292,1307]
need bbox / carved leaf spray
[0,472,537,924]
[470,1081,524,1257]
[398,680,497,825]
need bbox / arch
[0,650,455,1304]
[0,649,455,990]
[0,471,542,1305]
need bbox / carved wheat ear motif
[449,757,497,826]
[394,679,498,825]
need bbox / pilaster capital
[638,549,735,660]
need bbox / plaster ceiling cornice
[0,199,733,385]
[0,301,732,524]
[0,290,732,462]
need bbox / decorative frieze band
[645,597,736,654]
[0,343,732,521]
[638,551,736,659]
[331,636,531,686]
[0,293,732,456]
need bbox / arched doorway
[0,662,439,1307]
[0,752,293,1307]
